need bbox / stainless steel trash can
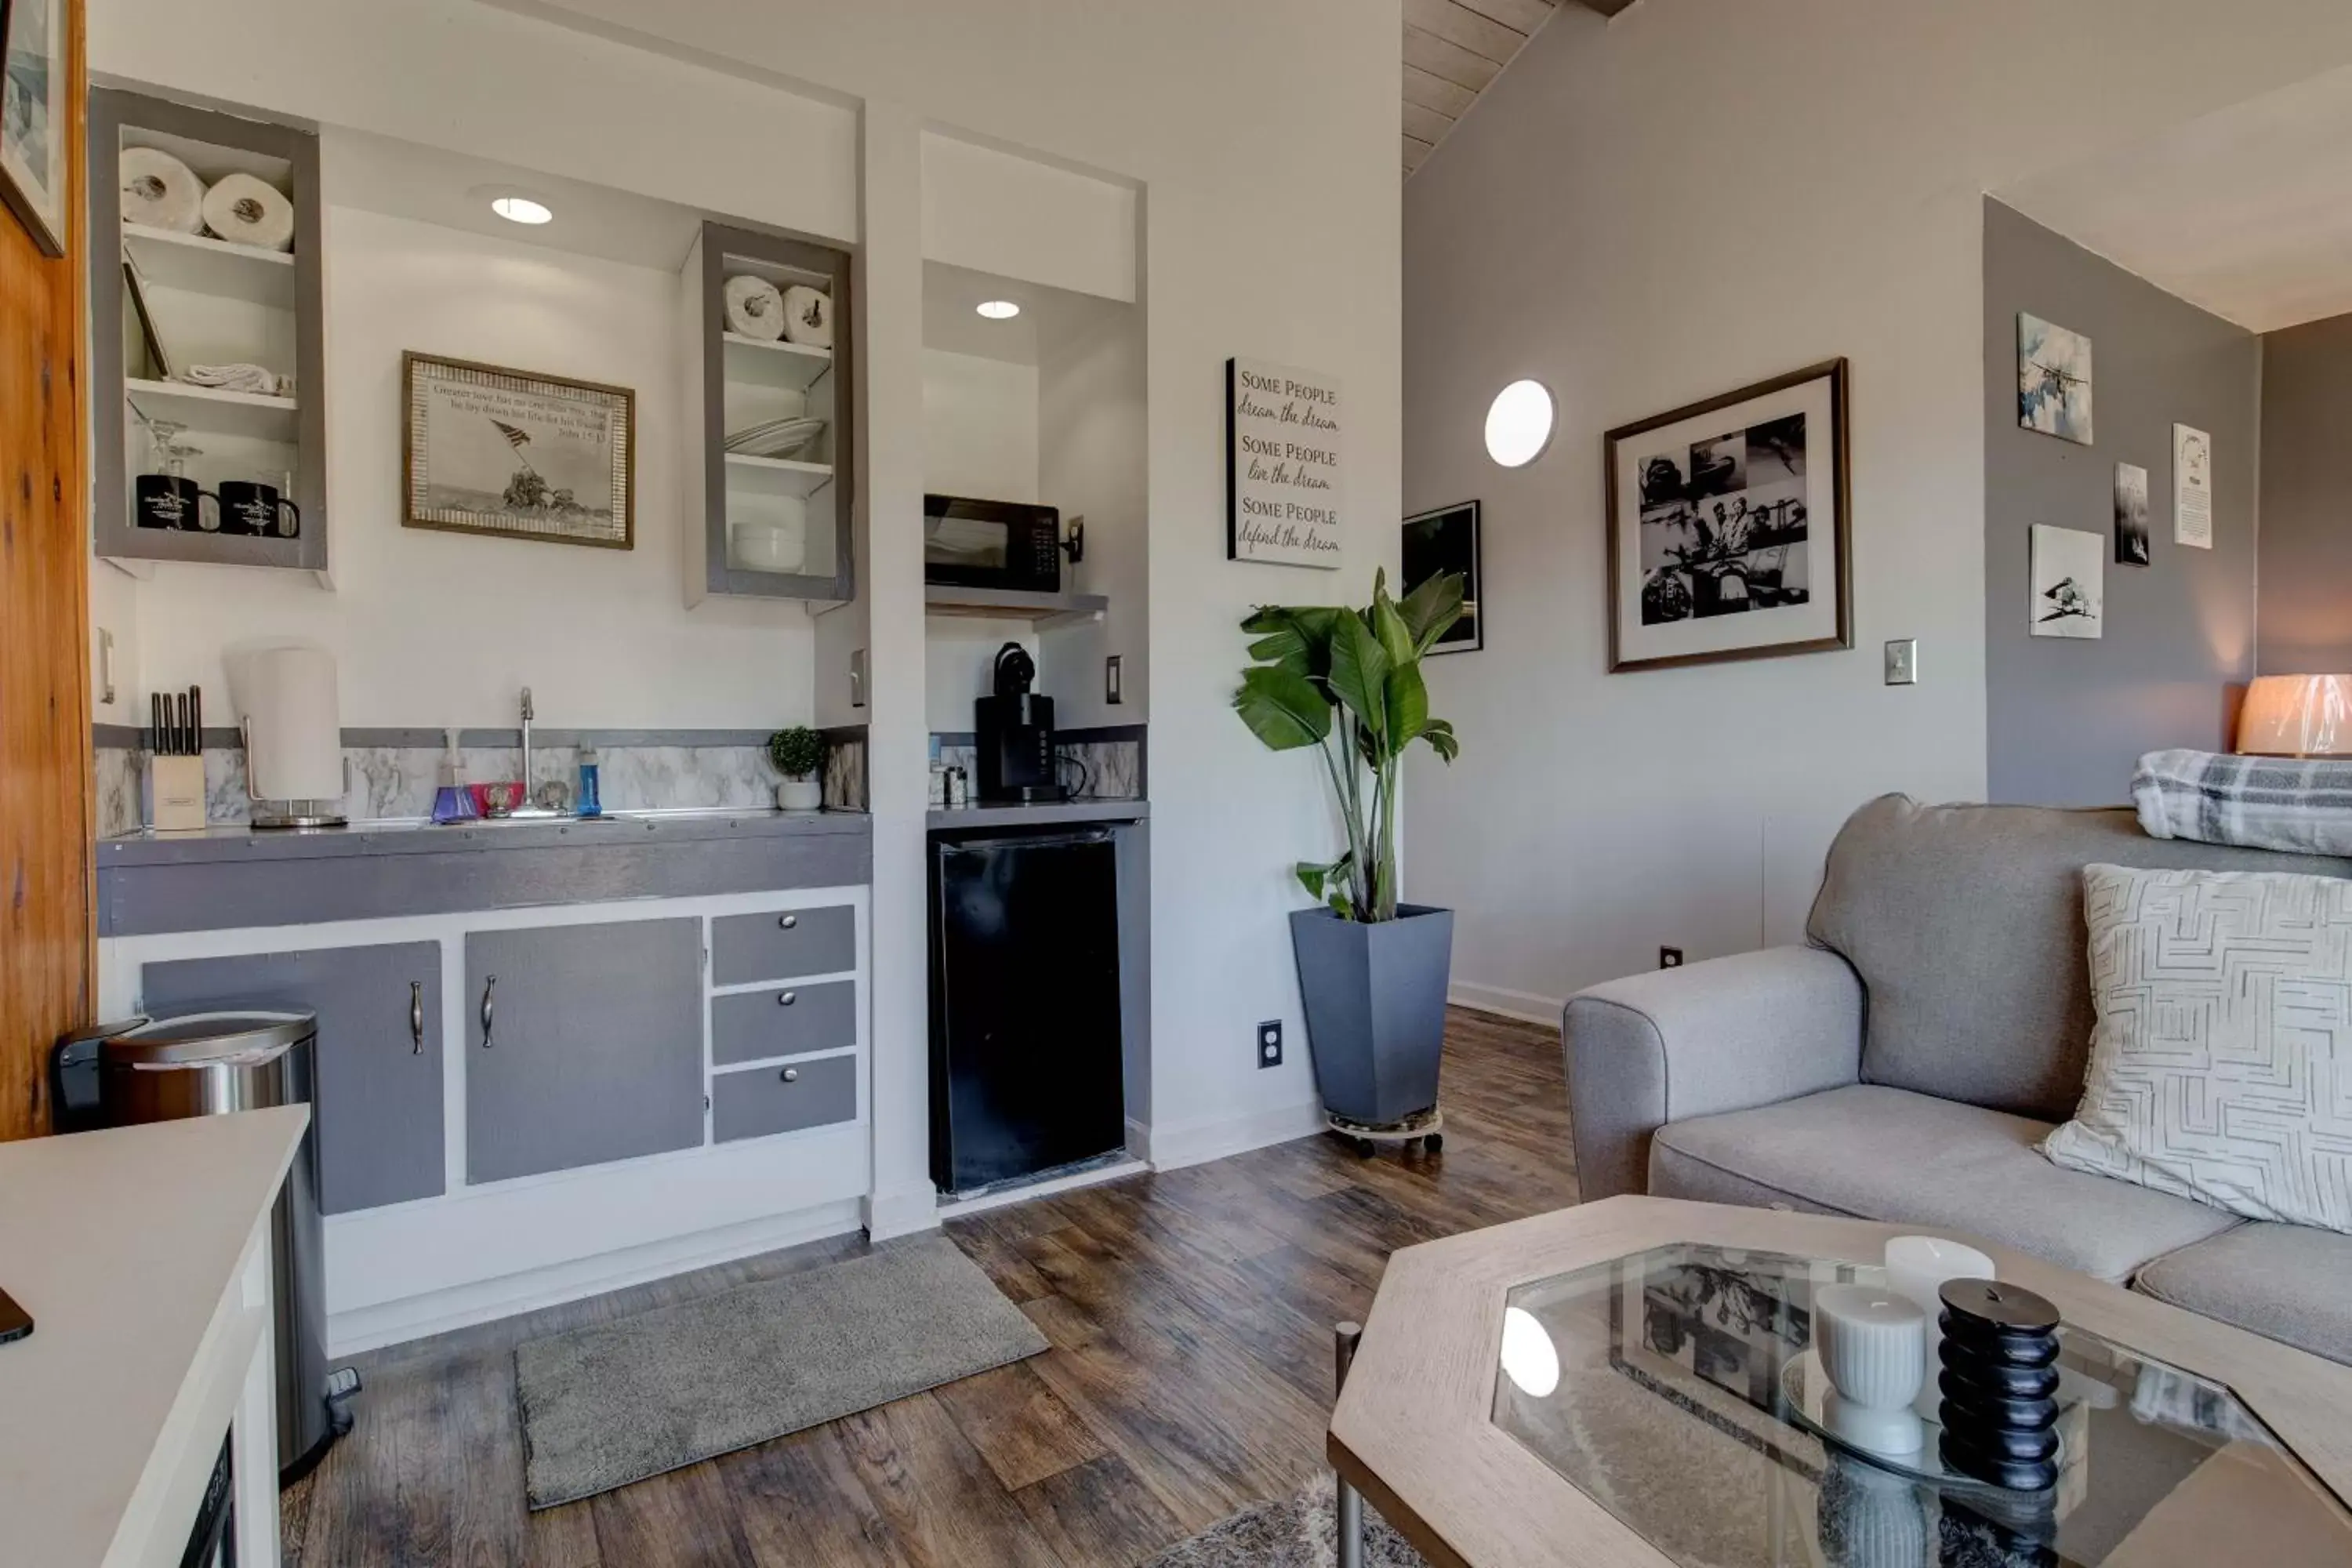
[99,1012,334,1479]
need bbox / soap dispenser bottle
[431,729,479,824]
[577,744,603,818]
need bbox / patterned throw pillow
[2042,862,2352,1232]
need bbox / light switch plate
[99,628,117,706]
[849,648,866,709]
[1105,655,1123,706]
[1884,638,1918,686]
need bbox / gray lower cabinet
[464,918,704,1184]
[141,941,445,1215]
[710,978,857,1065]
[712,1054,858,1143]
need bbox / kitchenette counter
[98,809,873,938]
[0,1107,307,1567]
[927,798,1149,831]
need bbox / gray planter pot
[1289,903,1455,1126]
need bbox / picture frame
[1401,500,1482,654]
[402,352,635,550]
[1603,358,1851,673]
[2018,313,2093,446]
[1,0,67,256]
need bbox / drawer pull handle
[778,913,798,930]
[410,981,424,1055]
[480,974,497,1049]
[778,990,797,1007]
[781,1068,799,1083]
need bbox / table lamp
[2236,674,2352,758]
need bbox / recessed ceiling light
[1484,379,1555,468]
[491,194,553,225]
[975,299,1021,320]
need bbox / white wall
[129,205,817,728]
[921,349,1038,504]
[1403,0,2352,1021]
[1037,310,1149,729]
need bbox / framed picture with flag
[402,351,635,549]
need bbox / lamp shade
[2236,674,2352,757]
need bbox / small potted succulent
[768,726,826,811]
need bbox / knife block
[149,754,207,832]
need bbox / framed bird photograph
[402,352,635,549]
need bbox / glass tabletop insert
[1492,1243,2350,1568]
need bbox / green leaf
[1421,717,1460,764]
[1326,612,1391,734]
[1233,666,1331,750]
[1384,659,1428,750]
[1371,591,1415,670]
[1241,606,1344,682]
[1295,860,1328,901]
[1400,570,1466,655]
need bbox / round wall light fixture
[975,299,1022,320]
[1484,379,1555,468]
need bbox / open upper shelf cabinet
[681,220,854,605]
[90,89,328,576]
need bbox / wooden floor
[281,1008,1573,1567]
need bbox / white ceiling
[1996,62,2352,334]
[920,259,1132,366]
[1402,0,1633,176]
[318,126,702,272]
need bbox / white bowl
[730,519,805,574]
[1813,1283,1926,1411]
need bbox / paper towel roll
[201,172,296,252]
[241,646,343,802]
[120,147,206,234]
[781,284,833,349]
[723,274,786,339]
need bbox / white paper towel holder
[242,716,350,829]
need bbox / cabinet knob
[778,913,798,930]
[781,1067,798,1083]
[777,990,797,1007]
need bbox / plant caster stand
[1326,1106,1443,1158]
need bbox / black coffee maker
[975,641,1065,804]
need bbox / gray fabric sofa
[1563,793,2352,1366]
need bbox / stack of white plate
[724,416,826,460]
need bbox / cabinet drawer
[711,905,856,985]
[713,1054,857,1142]
[710,979,857,1065]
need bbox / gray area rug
[514,1235,1047,1508]
[1146,1474,1425,1568]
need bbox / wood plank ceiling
[1403,0,1633,175]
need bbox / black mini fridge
[929,826,1125,1195]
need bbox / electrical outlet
[1105,655,1123,705]
[1884,637,1918,686]
[1660,947,1685,969]
[1258,1020,1283,1069]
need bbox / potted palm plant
[768,726,826,811]
[1233,568,1464,1152]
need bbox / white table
[0,1105,307,1566]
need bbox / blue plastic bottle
[577,744,603,818]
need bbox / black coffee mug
[135,473,207,531]
[219,480,299,539]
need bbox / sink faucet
[509,685,561,818]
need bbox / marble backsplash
[97,733,867,838]
[929,731,1143,804]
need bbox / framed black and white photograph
[2114,462,2150,565]
[2030,524,2103,638]
[1604,358,1850,673]
[2018,313,2093,445]
[1402,500,1481,654]
[0,0,67,256]
[403,352,634,550]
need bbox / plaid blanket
[2132,748,2352,855]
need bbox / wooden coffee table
[1328,1196,2352,1567]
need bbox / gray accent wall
[1984,199,2259,806]
[2257,311,2352,676]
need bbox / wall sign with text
[1226,357,1344,569]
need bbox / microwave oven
[924,495,1061,593]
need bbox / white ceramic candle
[1884,1235,1996,1421]
[1813,1284,1926,1411]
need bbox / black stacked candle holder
[1936,1279,2063,1493]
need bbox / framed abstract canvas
[1604,359,1851,673]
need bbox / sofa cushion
[2045,863,2352,1233]
[2134,1223,2352,1366]
[1649,1083,2238,1281]
[1806,795,2352,1120]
